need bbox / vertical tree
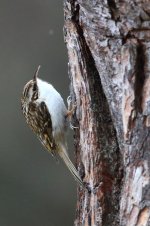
[64,1,150,225]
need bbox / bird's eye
[33,83,37,92]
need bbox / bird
[21,66,83,187]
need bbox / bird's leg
[66,96,78,129]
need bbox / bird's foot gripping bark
[66,96,78,129]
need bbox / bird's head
[21,66,41,104]
[21,65,41,115]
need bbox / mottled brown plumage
[21,77,57,157]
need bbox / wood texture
[64,0,150,225]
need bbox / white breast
[37,78,67,138]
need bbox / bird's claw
[66,96,78,129]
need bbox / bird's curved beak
[33,65,41,81]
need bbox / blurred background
[0,1,77,225]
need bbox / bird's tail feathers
[58,145,83,187]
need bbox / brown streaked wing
[28,101,57,157]
[38,101,57,156]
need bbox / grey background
[0,1,77,226]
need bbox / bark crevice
[134,41,145,114]
[107,0,120,21]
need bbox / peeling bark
[64,0,150,226]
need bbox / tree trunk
[63,1,150,225]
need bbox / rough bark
[64,1,150,226]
